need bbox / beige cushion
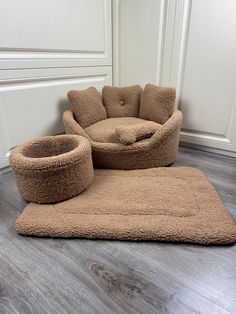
[140,84,176,124]
[102,85,141,118]
[115,121,160,145]
[67,87,107,128]
[85,117,147,143]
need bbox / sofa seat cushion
[85,117,148,143]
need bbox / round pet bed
[10,135,94,203]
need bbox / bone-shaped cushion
[115,121,160,145]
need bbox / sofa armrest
[92,111,182,153]
[63,111,91,140]
[149,110,183,145]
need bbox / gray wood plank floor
[0,146,236,314]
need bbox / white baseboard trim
[0,166,12,175]
[180,141,236,158]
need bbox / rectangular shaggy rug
[16,167,236,245]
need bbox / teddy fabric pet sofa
[63,84,183,170]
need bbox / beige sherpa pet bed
[10,135,94,203]
[63,84,183,169]
[16,167,236,245]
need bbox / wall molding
[0,66,112,86]
[180,141,236,158]
[0,0,113,169]
[113,0,235,155]
[226,92,236,144]
[160,0,192,107]
[180,130,235,152]
[161,0,236,154]
[0,0,112,70]
[0,66,112,169]
[175,0,192,109]
[0,48,105,54]
[155,0,167,85]
[112,0,120,86]
[0,74,110,91]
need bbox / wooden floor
[0,146,236,314]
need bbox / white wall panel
[1,0,105,52]
[114,0,236,153]
[0,0,112,168]
[0,0,112,69]
[0,67,112,168]
[180,0,236,152]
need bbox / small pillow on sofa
[67,87,107,128]
[102,85,141,118]
[139,84,176,124]
[115,121,160,145]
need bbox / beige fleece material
[64,84,182,169]
[102,85,141,118]
[67,87,107,128]
[10,135,94,203]
[15,167,236,245]
[63,109,183,169]
[115,121,161,145]
[140,84,176,124]
[85,117,147,143]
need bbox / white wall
[114,0,236,154]
[0,0,112,168]
[113,0,162,87]
[180,0,236,152]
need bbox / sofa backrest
[102,85,142,118]
[139,84,176,124]
[67,87,107,128]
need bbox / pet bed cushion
[102,85,141,118]
[115,121,161,145]
[10,135,94,203]
[85,117,147,143]
[67,87,107,128]
[140,84,176,124]
[16,167,236,245]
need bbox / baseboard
[0,166,12,175]
[180,141,236,158]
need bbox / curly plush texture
[115,121,161,145]
[102,85,141,117]
[63,111,91,140]
[10,135,94,203]
[140,84,176,124]
[63,84,182,169]
[63,109,183,169]
[67,87,107,128]
[85,117,147,143]
[16,167,236,245]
